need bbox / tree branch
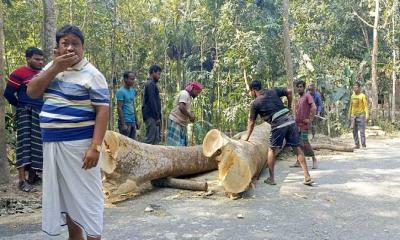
[352,9,374,28]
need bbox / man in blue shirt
[116,71,140,139]
[308,82,323,139]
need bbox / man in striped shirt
[3,47,44,192]
[28,25,109,240]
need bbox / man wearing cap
[167,82,203,146]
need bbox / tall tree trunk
[0,3,10,184]
[283,0,294,108]
[370,0,380,121]
[108,0,117,130]
[391,0,398,122]
[42,0,57,63]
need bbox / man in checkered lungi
[167,82,203,146]
[3,47,44,192]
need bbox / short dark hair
[56,25,85,45]
[250,80,262,91]
[149,64,162,75]
[123,71,136,81]
[25,47,43,58]
[354,82,361,87]
[296,79,306,88]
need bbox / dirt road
[1,137,399,240]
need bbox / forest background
[0,0,399,183]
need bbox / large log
[202,123,271,194]
[100,131,217,201]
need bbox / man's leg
[66,215,84,240]
[359,116,366,147]
[353,117,360,148]
[293,147,313,184]
[144,118,157,144]
[265,148,278,185]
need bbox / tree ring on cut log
[203,129,231,157]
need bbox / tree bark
[282,0,294,108]
[42,0,57,63]
[202,123,270,194]
[100,131,217,200]
[391,0,398,122]
[151,177,208,191]
[370,0,380,121]
[0,3,10,184]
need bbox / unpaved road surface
[1,137,399,240]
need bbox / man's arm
[27,53,79,99]
[82,105,109,170]
[3,85,19,107]
[117,100,126,127]
[309,102,317,122]
[178,102,195,122]
[245,119,256,142]
[285,89,293,110]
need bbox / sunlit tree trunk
[391,0,398,122]
[42,0,57,63]
[370,0,380,121]
[283,0,294,108]
[0,3,10,184]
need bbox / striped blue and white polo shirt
[39,58,110,142]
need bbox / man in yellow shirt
[348,82,369,148]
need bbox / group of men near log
[3,24,369,239]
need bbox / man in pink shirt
[292,80,318,169]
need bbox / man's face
[308,84,315,94]
[191,89,202,98]
[297,84,305,95]
[249,90,256,98]
[353,85,360,94]
[57,33,84,64]
[27,54,44,70]
[125,73,136,87]
[151,71,161,81]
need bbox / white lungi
[42,139,103,237]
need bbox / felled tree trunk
[101,131,217,201]
[202,123,271,194]
[312,144,354,152]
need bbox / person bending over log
[244,80,313,186]
[291,80,318,169]
[167,82,203,146]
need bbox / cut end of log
[218,144,252,193]
[100,131,120,174]
[203,129,230,157]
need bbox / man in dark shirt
[245,80,313,186]
[3,47,44,192]
[142,64,162,144]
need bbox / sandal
[303,178,314,186]
[18,181,34,192]
[264,177,277,185]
